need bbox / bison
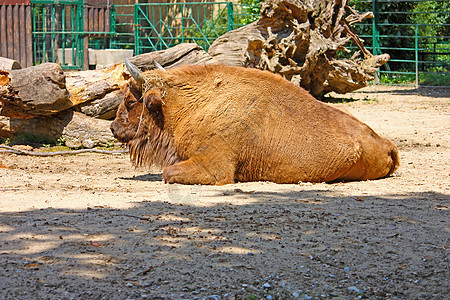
[111,60,399,185]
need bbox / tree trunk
[128,43,218,71]
[0,63,71,118]
[0,57,21,70]
[78,89,124,120]
[65,63,129,107]
[0,111,116,148]
[208,0,389,97]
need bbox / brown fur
[111,64,399,185]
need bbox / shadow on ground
[0,189,448,299]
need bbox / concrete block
[88,49,134,68]
[56,48,76,66]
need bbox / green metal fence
[29,0,449,86]
[112,2,259,55]
[110,4,135,51]
[31,0,114,70]
[32,0,84,69]
[348,0,449,86]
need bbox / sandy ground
[0,85,449,299]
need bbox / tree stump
[208,0,389,97]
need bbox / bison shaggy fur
[111,64,399,185]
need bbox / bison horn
[153,60,165,71]
[125,57,142,82]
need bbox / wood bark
[0,57,21,70]
[78,89,124,120]
[208,0,389,97]
[0,111,116,148]
[0,63,71,118]
[128,43,218,71]
[65,63,129,107]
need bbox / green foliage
[379,72,450,86]
[56,136,66,146]
[380,73,415,85]
[419,73,450,86]
[347,0,448,85]
[236,0,262,26]
[0,137,11,145]
[412,1,450,37]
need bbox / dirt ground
[0,85,449,299]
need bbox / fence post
[134,3,139,55]
[110,5,116,49]
[83,3,89,70]
[181,3,185,43]
[372,0,380,84]
[415,24,419,88]
[227,2,234,31]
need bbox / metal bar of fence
[415,24,419,88]
[227,2,233,32]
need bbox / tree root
[0,145,128,156]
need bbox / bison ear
[144,90,164,127]
[144,90,163,110]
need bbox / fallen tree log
[78,89,124,120]
[65,63,129,108]
[0,57,21,70]
[0,111,116,148]
[208,0,389,97]
[128,43,218,71]
[0,63,72,118]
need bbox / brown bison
[111,60,399,185]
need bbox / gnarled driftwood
[208,0,389,97]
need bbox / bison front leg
[162,154,235,185]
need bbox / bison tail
[387,145,400,177]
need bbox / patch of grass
[361,96,379,104]
[56,136,66,146]
[420,73,450,86]
[379,72,450,86]
[380,73,415,85]
[97,141,122,151]
[37,145,71,152]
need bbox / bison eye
[125,100,138,110]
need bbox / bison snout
[110,122,122,140]
[110,123,117,137]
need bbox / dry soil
[0,85,449,299]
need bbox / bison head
[110,79,143,144]
[110,59,165,144]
